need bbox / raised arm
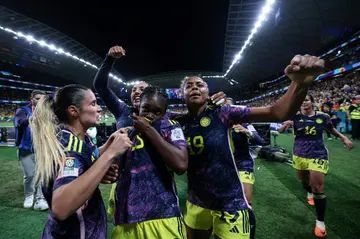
[249,55,324,122]
[93,46,128,120]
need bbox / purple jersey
[232,124,263,172]
[292,112,334,160]
[42,129,107,239]
[176,105,251,212]
[114,119,188,224]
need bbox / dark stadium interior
[1,0,360,238]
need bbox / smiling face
[182,76,209,106]
[131,81,149,109]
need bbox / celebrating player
[278,94,353,238]
[93,45,226,214]
[227,97,265,239]
[111,86,188,239]
[175,54,325,239]
[29,84,132,238]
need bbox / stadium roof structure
[208,0,360,99]
[0,6,124,87]
[127,70,222,89]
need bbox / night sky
[2,0,230,80]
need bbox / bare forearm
[249,82,308,122]
[329,128,346,139]
[98,144,108,157]
[52,151,115,220]
[144,127,188,174]
[278,124,289,133]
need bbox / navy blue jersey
[115,119,188,224]
[176,104,251,212]
[42,128,107,239]
[292,111,333,159]
[232,123,263,172]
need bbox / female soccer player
[93,45,226,215]
[29,84,132,238]
[278,94,353,238]
[226,97,265,238]
[175,54,325,239]
[111,86,189,239]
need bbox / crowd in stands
[256,53,360,97]
[167,105,188,114]
[249,71,360,113]
[0,104,17,120]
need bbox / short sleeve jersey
[292,112,334,160]
[114,119,188,224]
[42,129,107,239]
[175,105,251,212]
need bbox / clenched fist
[108,45,126,58]
[284,54,325,87]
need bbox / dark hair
[140,86,169,110]
[53,84,89,123]
[31,90,45,98]
[307,94,315,103]
[29,84,90,185]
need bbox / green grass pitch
[0,134,359,239]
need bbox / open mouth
[133,95,140,103]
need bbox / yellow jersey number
[187,136,204,155]
[305,126,316,135]
[131,135,144,151]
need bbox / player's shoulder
[159,119,181,129]
[58,129,84,154]
[293,111,302,120]
[317,111,331,119]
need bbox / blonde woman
[30,84,132,239]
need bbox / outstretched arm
[328,127,354,151]
[249,55,324,122]
[93,46,128,120]
[220,55,324,127]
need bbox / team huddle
[27,45,355,239]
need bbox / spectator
[348,95,360,140]
[14,90,49,210]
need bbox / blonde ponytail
[29,96,66,186]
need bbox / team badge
[316,118,323,124]
[171,128,185,141]
[200,117,211,127]
[65,158,74,167]
[62,158,78,177]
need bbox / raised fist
[108,46,126,58]
[284,54,325,87]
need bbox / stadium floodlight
[0,24,133,86]
[203,0,276,79]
